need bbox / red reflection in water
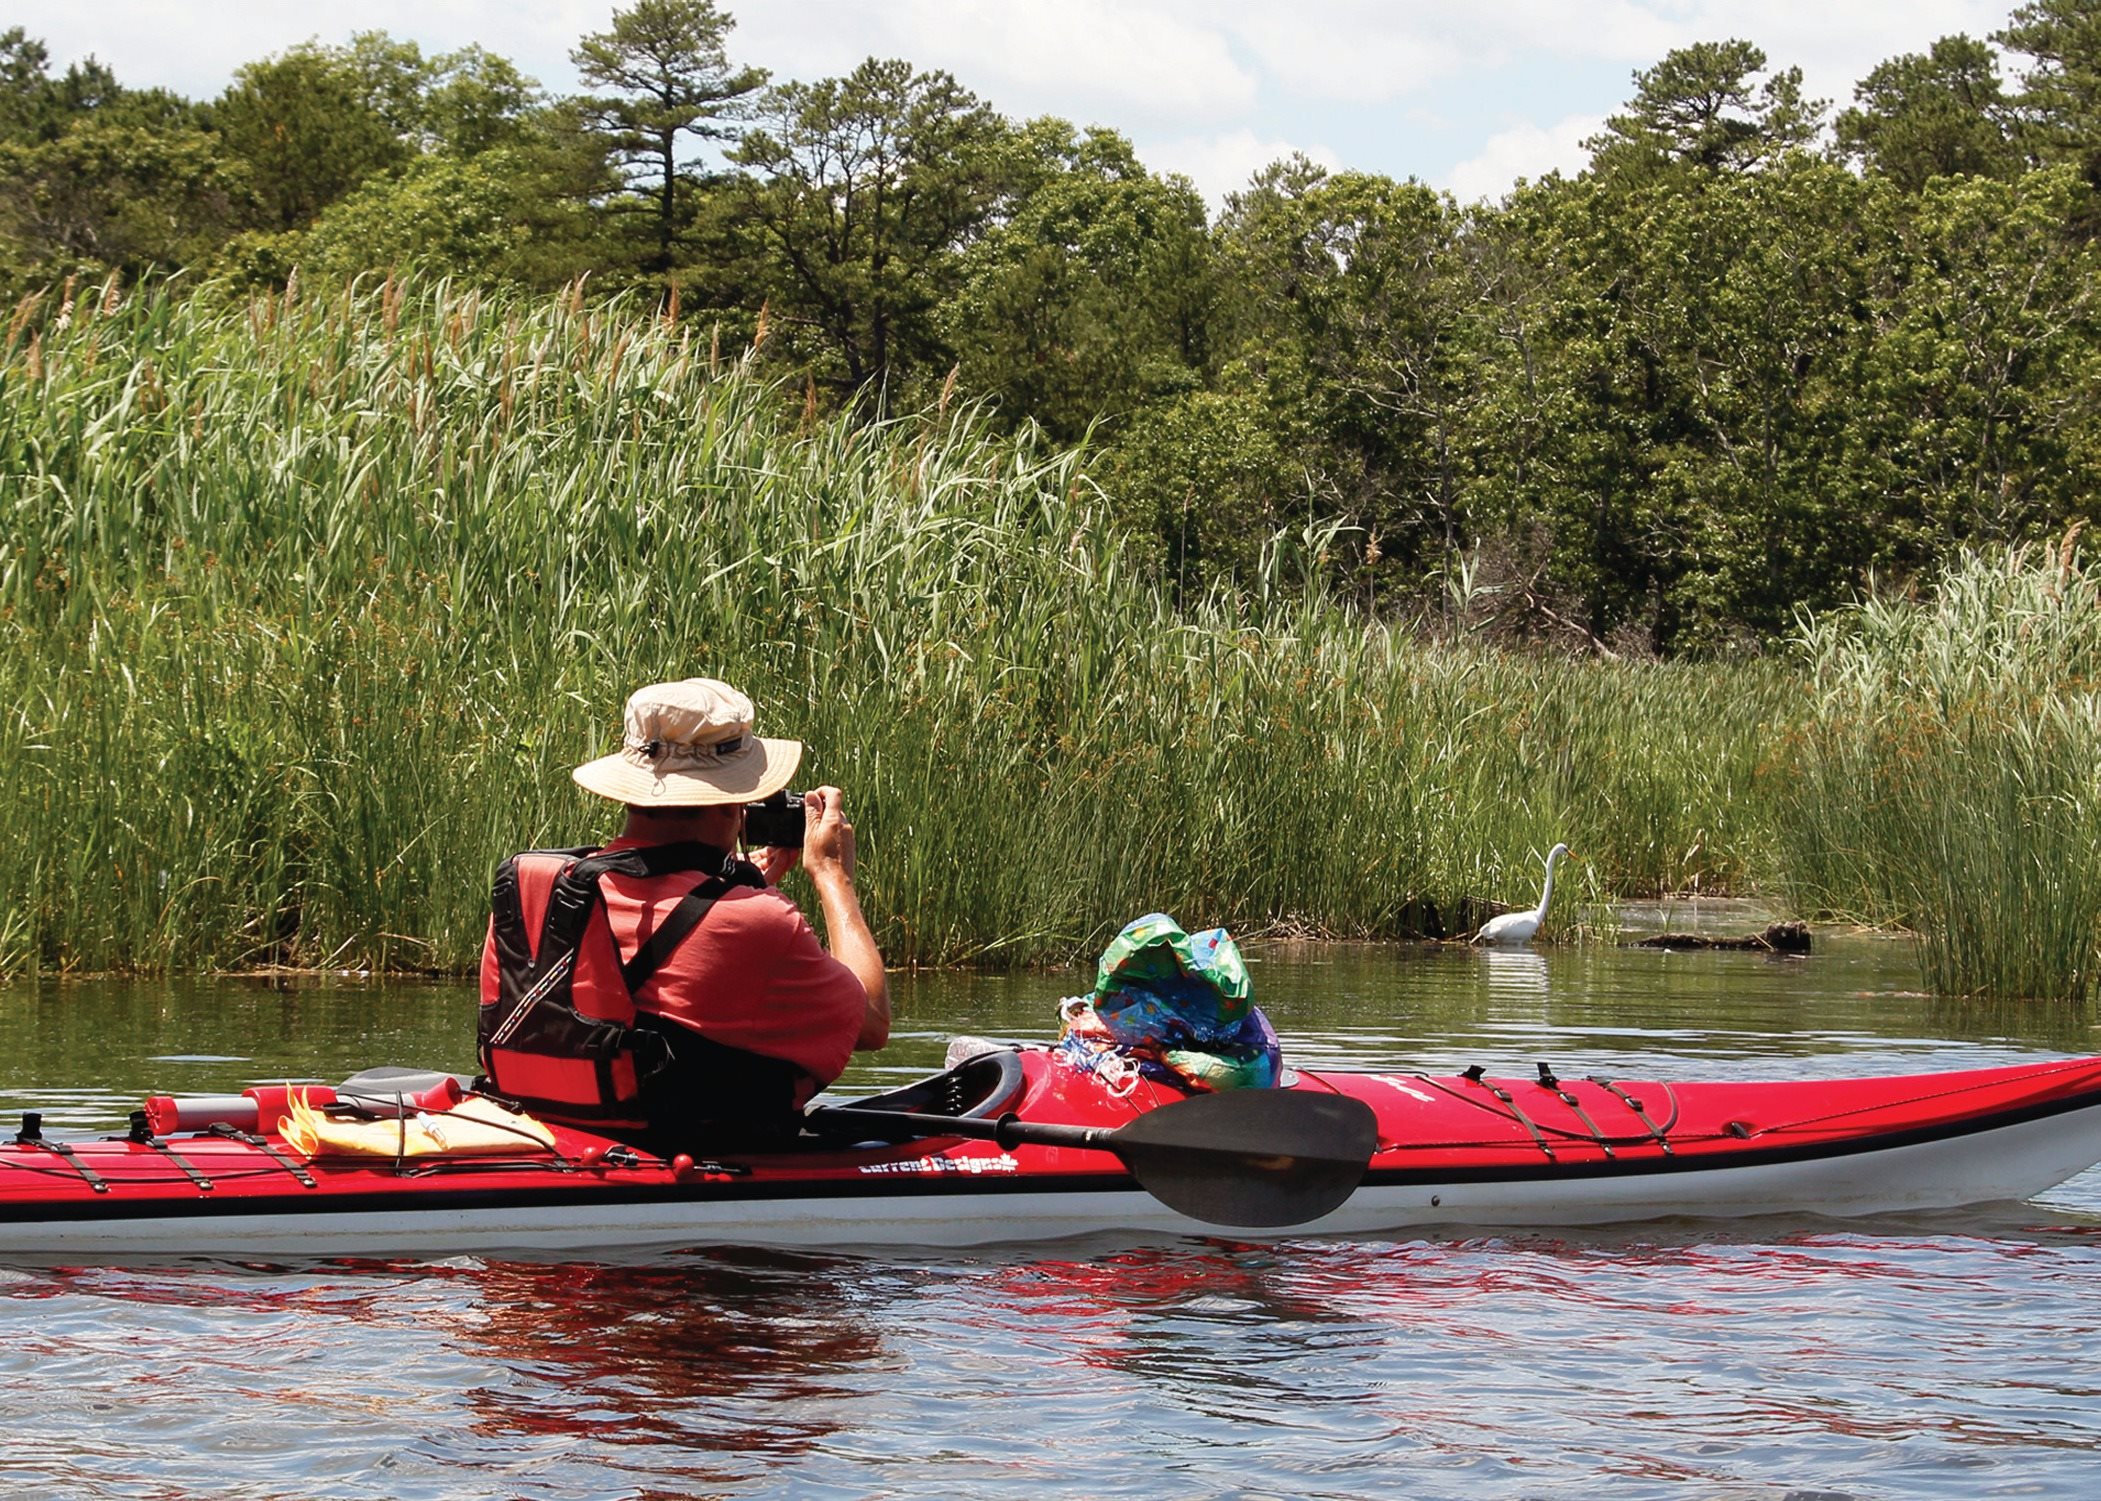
[1,1249,892,1478]
[423,1252,890,1458]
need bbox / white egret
[1472,843,1570,946]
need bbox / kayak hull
[5,1049,2101,1256]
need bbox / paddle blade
[1110,1089,1378,1229]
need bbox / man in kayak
[478,678,889,1150]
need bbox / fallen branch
[1631,921,1811,954]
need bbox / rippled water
[3,916,2100,1499]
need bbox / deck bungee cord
[11,1124,108,1193]
[1588,1077,1676,1153]
[1357,1067,1687,1155]
[131,1128,214,1192]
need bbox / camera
[743,790,806,849]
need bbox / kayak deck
[3,1049,2100,1255]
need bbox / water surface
[2,920,2098,1499]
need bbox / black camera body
[743,790,806,848]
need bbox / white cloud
[1218,8,1467,103]
[1169,0,2016,114]
[1443,114,1605,204]
[1460,0,1684,64]
[735,0,1255,126]
[1201,0,1677,100]
[1142,130,1341,211]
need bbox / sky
[11,1,2024,206]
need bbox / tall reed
[1771,536,2101,1001]
[0,275,1777,976]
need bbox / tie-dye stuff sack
[1056,913,1281,1093]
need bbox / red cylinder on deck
[140,1085,351,1137]
[241,1085,335,1133]
[410,1076,464,1111]
[143,1095,259,1135]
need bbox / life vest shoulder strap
[590,842,768,993]
[494,849,594,963]
[619,875,733,993]
[496,840,765,985]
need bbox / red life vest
[477,842,763,1128]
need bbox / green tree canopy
[339,32,542,157]
[421,46,543,157]
[1854,165,2101,548]
[572,0,766,274]
[1837,35,2019,189]
[731,58,1015,399]
[1213,159,1469,579]
[0,31,237,287]
[297,146,593,286]
[0,120,249,281]
[212,44,408,231]
[1096,388,1302,598]
[0,28,199,144]
[7,11,2101,650]
[943,120,1212,439]
[1999,0,2101,186]
[1589,40,1824,174]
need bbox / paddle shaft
[809,1106,1100,1154]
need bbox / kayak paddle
[809,1088,1379,1229]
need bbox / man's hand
[748,843,800,886]
[800,785,857,885]
[795,785,887,1050]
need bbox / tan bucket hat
[572,679,802,806]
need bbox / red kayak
[2,1046,2099,1256]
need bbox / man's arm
[799,785,891,1051]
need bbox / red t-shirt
[479,839,868,1092]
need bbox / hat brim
[572,735,802,807]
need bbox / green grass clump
[0,273,1780,976]
[1771,536,2101,1001]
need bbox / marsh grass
[1773,539,2101,1001]
[0,275,1786,976]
